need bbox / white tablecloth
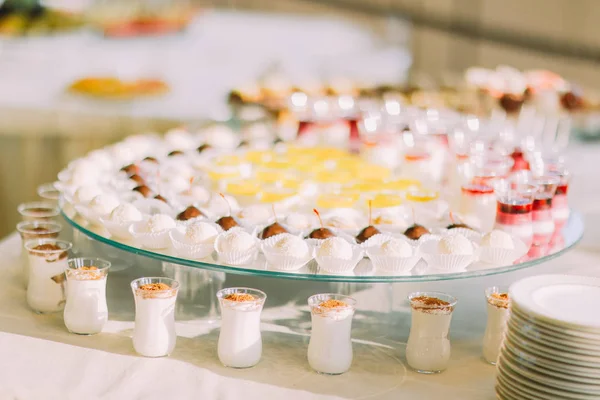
[0,230,598,400]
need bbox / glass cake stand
[60,204,584,283]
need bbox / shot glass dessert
[531,176,559,245]
[131,277,180,357]
[17,201,60,222]
[549,166,571,233]
[406,292,457,374]
[64,258,110,335]
[24,239,72,313]
[493,181,537,248]
[459,183,496,232]
[307,294,356,375]
[17,221,62,285]
[216,287,266,368]
[37,183,61,205]
[482,287,509,365]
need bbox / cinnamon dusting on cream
[140,283,171,291]
[224,293,256,302]
[136,283,176,299]
[488,292,509,309]
[410,296,454,313]
[319,299,348,309]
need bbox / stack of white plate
[496,274,600,400]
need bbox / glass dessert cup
[405,188,442,222]
[530,176,559,245]
[131,277,180,357]
[17,221,63,286]
[18,201,60,222]
[216,287,267,368]
[406,291,457,374]
[482,287,509,365]
[307,293,356,375]
[24,239,72,314]
[459,183,496,232]
[37,182,61,205]
[493,182,537,249]
[64,258,110,335]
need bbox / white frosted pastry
[273,234,309,258]
[146,214,176,233]
[89,194,120,215]
[438,234,474,255]
[217,230,255,253]
[165,128,195,150]
[285,213,312,231]
[73,185,103,204]
[87,149,114,171]
[238,205,272,225]
[110,204,143,223]
[185,222,218,244]
[317,237,352,260]
[481,230,515,250]
[380,239,413,257]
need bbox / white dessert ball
[165,128,195,150]
[238,205,272,225]
[87,149,114,171]
[380,238,413,257]
[161,175,190,194]
[74,185,103,204]
[185,185,211,204]
[147,214,176,233]
[481,230,515,250]
[89,194,120,215]
[185,222,218,244]
[202,125,238,149]
[217,230,255,253]
[273,234,309,258]
[317,237,352,260]
[438,234,474,255]
[207,193,240,216]
[325,216,358,230]
[110,204,143,223]
[285,212,312,231]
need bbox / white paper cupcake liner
[169,229,216,259]
[99,217,136,240]
[418,238,478,272]
[133,198,175,217]
[129,221,173,249]
[479,236,529,266]
[366,247,421,273]
[214,229,260,266]
[315,246,364,274]
[262,249,314,271]
[433,227,482,242]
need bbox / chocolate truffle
[560,91,584,111]
[216,216,238,231]
[168,150,184,157]
[129,174,145,185]
[404,224,430,240]
[260,222,288,239]
[120,164,138,176]
[133,185,152,198]
[447,223,473,230]
[356,225,380,244]
[197,144,212,153]
[499,94,524,114]
[307,227,336,240]
[177,206,204,221]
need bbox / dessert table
[0,230,598,399]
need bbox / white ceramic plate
[510,275,600,332]
[496,372,555,400]
[502,334,600,379]
[511,305,600,342]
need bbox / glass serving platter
[60,202,584,283]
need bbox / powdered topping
[29,244,68,262]
[410,296,454,314]
[80,266,98,270]
[224,293,256,302]
[140,283,171,291]
[319,299,348,308]
[136,282,176,299]
[67,266,105,281]
[488,292,509,309]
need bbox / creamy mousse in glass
[64,258,110,335]
[307,293,356,375]
[482,287,509,364]
[17,221,62,286]
[24,239,72,313]
[216,287,267,368]
[131,277,180,357]
[406,291,457,374]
